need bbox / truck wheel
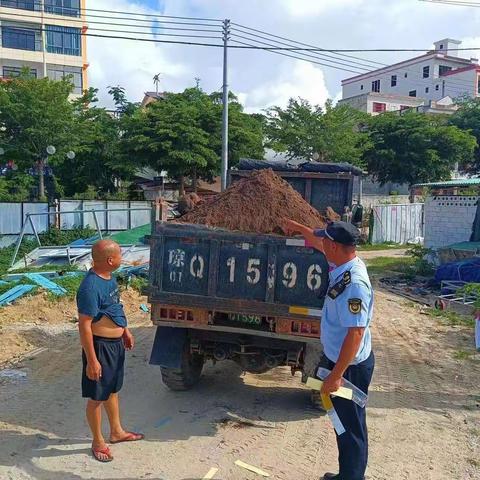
[160,345,204,391]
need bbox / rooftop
[412,178,480,188]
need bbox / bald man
[77,240,144,462]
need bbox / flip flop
[92,445,113,463]
[109,432,145,444]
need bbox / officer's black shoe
[322,474,340,480]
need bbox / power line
[76,5,223,23]
[0,9,223,33]
[229,27,476,91]
[230,32,370,73]
[1,7,477,91]
[419,0,480,6]
[231,21,386,68]
[230,28,375,71]
[230,38,363,74]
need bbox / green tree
[449,96,480,174]
[265,98,368,166]
[122,86,264,194]
[0,72,79,200]
[364,111,477,186]
[55,88,136,198]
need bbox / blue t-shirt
[76,270,127,328]
[321,257,373,364]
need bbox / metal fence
[0,200,152,235]
[371,203,424,244]
[0,202,49,235]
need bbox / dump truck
[147,221,329,393]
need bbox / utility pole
[221,19,230,191]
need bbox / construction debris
[23,273,67,296]
[0,285,36,306]
[178,169,328,234]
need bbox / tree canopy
[121,87,264,193]
[449,96,480,174]
[363,111,477,186]
[265,98,369,166]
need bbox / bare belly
[91,315,124,338]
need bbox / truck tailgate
[147,223,329,319]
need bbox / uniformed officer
[282,219,375,480]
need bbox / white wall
[424,196,478,249]
[342,55,476,101]
[443,69,477,99]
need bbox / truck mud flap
[149,326,187,368]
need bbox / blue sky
[88,0,480,111]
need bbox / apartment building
[339,39,479,115]
[0,0,88,95]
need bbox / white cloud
[88,0,190,107]
[85,0,480,111]
[280,0,363,17]
[239,61,330,113]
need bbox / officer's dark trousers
[319,351,375,480]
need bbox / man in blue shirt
[282,220,375,480]
[77,240,144,462]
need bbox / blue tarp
[435,257,480,284]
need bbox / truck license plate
[228,313,262,325]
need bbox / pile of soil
[178,169,329,234]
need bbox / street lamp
[66,150,75,160]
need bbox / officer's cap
[314,221,360,246]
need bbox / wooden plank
[203,467,219,479]
[234,460,269,477]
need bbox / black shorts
[82,336,125,401]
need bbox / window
[391,75,397,87]
[404,72,408,78]
[360,84,363,90]
[44,0,80,17]
[409,90,417,97]
[45,25,81,56]
[0,0,39,10]
[423,66,430,78]
[47,65,82,94]
[435,84,439,91]
[477,76,480,95]
[425,87,429,93]
[2,26,38,51]
[3,66,37,78]
[439,65,453,76]
[439,44,444,50]
[372,102,386,113]
[371,79,380,92]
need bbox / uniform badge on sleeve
[348,298,362,314]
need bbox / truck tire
[160,345,204,391]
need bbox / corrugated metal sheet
[0,202,49,235]
[372,203,424,244]
[130,201,151,228]
[1,201,151,236]
[413,178,480,188]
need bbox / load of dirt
[178,169,328,234]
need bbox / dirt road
[0,287,479,480]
